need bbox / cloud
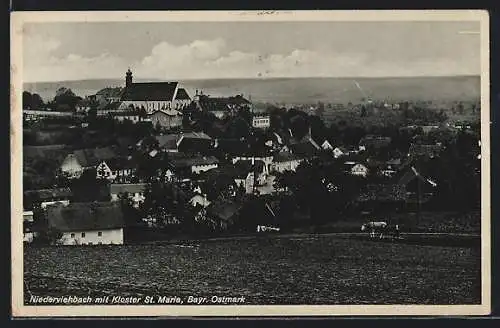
[23,35,480,83]
[23,34,129,82]
[136,40,370,79]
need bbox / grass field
[24,235,481,305]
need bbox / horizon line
[24,74,481,85]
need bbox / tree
[51,87,82,112]
[142,181,191,229]
[23,91,45,110]
[32,228,64,245]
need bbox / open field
[24,234,481,305]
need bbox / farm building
[44,202,126,245]
[60,147,117,178]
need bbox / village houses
[271,152,303,173]
[252,115,271,129]
[23,187,73,210]
[60,147,117,178]
[195,93,253,119]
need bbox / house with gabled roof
[332,146,347,159]
[271,152,303,173]
[96,156,137,182]
[149,109,183,130]
[196,93,252,119]
[321,139,334,151]
[60,147,118,178]
[43,202,126,245]
[290,138,321,159]
[195,199,243,232]
[176,131,213,154]
[23,187,73,210]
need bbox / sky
[22,21,481,82]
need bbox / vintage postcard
[11,10,490,317]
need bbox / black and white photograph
[11,10,490,317]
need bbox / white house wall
[192,163,218,174]
[41,200,70,209]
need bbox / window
[81,232,86,238]
[98,231,102,237]
[70,233,75,238]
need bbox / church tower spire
[125,68,133,87]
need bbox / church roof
[121,82,178,102]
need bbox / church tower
[125,68,133,87]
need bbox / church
[119,69,192,113]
